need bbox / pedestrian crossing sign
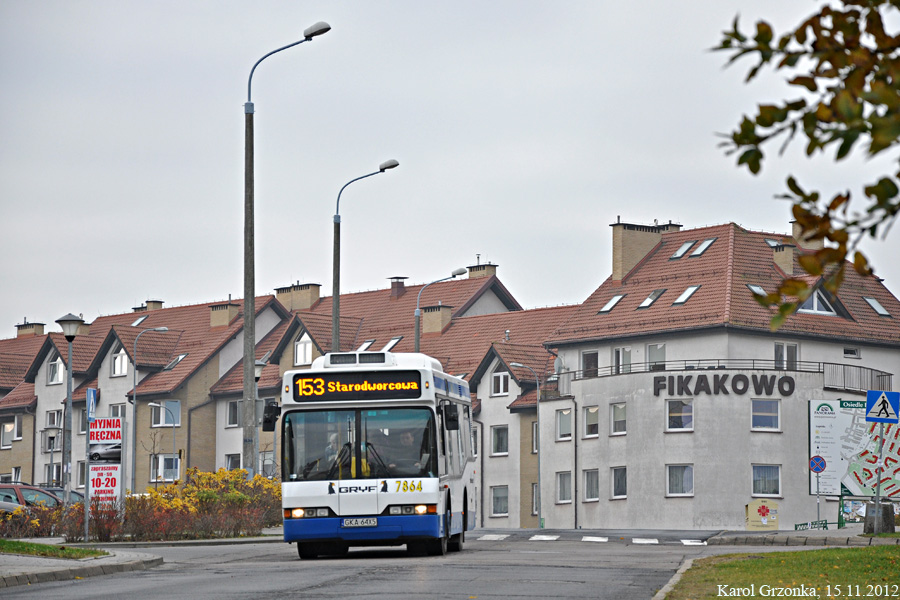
[866,390,900,424]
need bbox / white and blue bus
[266,351,477,558]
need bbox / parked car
[0,499,25,513]
[0,483,62,508]
[39,486,84,503]
[90,443,121,462]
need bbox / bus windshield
[283,407,437,481]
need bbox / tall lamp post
[509,361,543,529]
[252,358,266,476]
[147,403,177,483]
[243,22,330,477]
[56,313,84,505]
[414,268,467,352]
[130,326,168,494]
[331,159,400,352]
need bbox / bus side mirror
[262,401,281,432]
[444,403,460,430]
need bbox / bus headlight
[414,505,428,515]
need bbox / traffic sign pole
[874,422,885,535]
[809,455,827,524]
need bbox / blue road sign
[87,388,98,423]
[866,390,900,424]
[809,455,826,473]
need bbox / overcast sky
[2,1,898,337]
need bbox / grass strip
[666,546,899,599]
[0,539,107,560]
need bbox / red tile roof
[0,382,36,411]
[0,334,45,391]
[547,223,900,346]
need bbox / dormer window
[864,297,891,317]
[798,289,836,315]
[47,353,64,385]
[638,289,666,308]
[690,238,717,256]
[111,344,128,377]
[670,241,697,259]
[294,332,313,366]
[672,285,700,305]
[598,295,626,313]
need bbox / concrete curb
[653,557,693,600]
[0,552,163,589]
[707,533,900,546]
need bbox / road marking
[582,536,608,543]
[530,535,559,541]
[681,539,707,546]
[478,534,509,541]
[632,538,659,544]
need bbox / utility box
[863,503,896,534]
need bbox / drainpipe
[473,417,485,528]
[187,395,217,468]
[572,396,578,530]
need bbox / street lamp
[55,313,83,505]
[509,361,543,529]
[130,327,168,494]
[147,403,177,484]
[252,358,266,476]
[243,22,330,478]
[331,159,400,352]
[414,268,467,352]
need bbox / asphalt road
[0,529,764,600]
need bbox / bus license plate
[342,518,377,528]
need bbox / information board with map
[809,400,900,497]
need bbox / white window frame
[751,399,781,431]
[294,332,313,366]
[226,400,239,428]
[491,425,508,456]
[611,466,627,499]
[78,408,87,435]
[556,409,572,441]
[491,369,509,396]
[151,453,181,482]
[13,415,22,441]
[798,289,836,315]
[556,471,572,504]
[863,296,891,316]
[843,347,860,359]
[0,420,15,449]
[110,404,126,418]
[381,336,402,352]
[581,351,599,378]
[531,421,538,454]
[647,343,666,371]
[111,345,128,377]
[491,486,509,517]
[613,346,631,374]
[77,461,87,489]
[666,399,693,432]
[670,240,697,259]
[690,237,717,256]
[46,410,61,428]
[583,407,599,438]
[666,464,694,497]
[45,462,62,486]
[610,402,626,435]
[151,400,181,427]
[639,289,666,308]
[672,285,701,305]
[472,426,478,457]
[752,464,782,497]
[583,469,600,502]
[47,354,64,385]
[225,454,241,470]
[532,483,539,516]
[774,341,798,370]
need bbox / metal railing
[555,359,892,396]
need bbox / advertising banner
[88,417,123,503]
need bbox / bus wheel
[426,533,447,556]
[297,543,318,559]
[449,514,464,552]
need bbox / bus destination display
[292,370,422,402]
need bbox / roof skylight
[672,285,700,305]
[670,241,697,259]
[131,315,148,327]
[598,294,626,313]
[864,296,891,316]
[356,339,375,351]
[690,238,717,256]
[747,284,767,296]
[381,336,402,351]
[638,289,666,308]
[764,239,781,248]
[164,353,188,370]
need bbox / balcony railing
[555,359,892,396]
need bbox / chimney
[390,277,408,299]
[774,244,795,276]
[610,219,666,281]
[466,263,496,279]
[275,283,321,311]
[15,320,45,338]
[422,304,453,335]
[791,221,825,251]
[210,302,241,328]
